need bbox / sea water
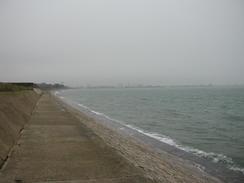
[58,86,244,176]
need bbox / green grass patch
[0,83,33,92]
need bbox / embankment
[0,90,40,167]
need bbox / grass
[0,83,33,92]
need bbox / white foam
[91,110,104,116]
[77,103,90,110]
[90,109,123,123]
[125,124,244,174]
[125,124,178,146]
[58,97,244,175]
[54,91,60,95]
[77,103,121,123]
[229,166,244,174]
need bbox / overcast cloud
[0,0,244,86]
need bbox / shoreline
[54,91,244,183]
[54,92,226,183]
[0,90,241,182]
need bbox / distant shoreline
[72,84,244,89]
[55,89,244,183]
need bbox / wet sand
[0,93,223,182]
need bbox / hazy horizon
[1,0,244,87]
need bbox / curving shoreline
[55,93,225,183]
[0,90,241,182]
[55,89,244,183]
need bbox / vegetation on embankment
[0,90,41,167]
[0,83,34,92]
[0,82,69,92]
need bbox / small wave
[229,166,244,174]
[125,124,178,147]
[90,110,122,124]
[77,103,90,110]
[54,91,60,95]
[91,110,104,116]
[77,103,122,123]
[58,97,244,175]
[125,124,244,174]
[224,113,244,122]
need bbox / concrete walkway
[0,94,152,183]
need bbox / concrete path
[0,94,152,183]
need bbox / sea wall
[56,95,222,183]
[0,90,40,167]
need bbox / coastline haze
[0,0,244,86]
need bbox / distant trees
[36,83,69,90]
[0,82,69,91]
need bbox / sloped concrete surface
[0,94,152,183]
[0,91,40,167]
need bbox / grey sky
[0,0,244,86]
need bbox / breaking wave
[125,124,244,174]
[70,100,244,175]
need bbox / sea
[56,86,244,182]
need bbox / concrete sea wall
[0,90,40,167]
